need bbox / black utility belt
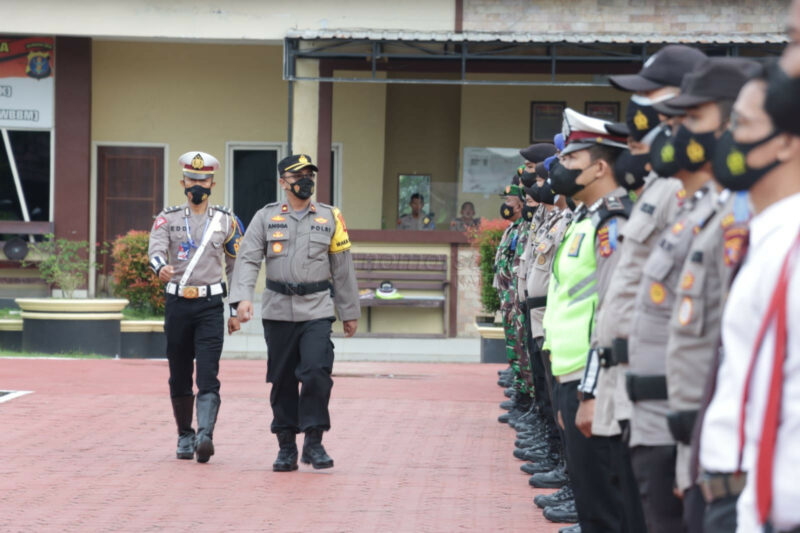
[527,296,547,309]
[666,409,698,445]
[625,373,668,402]
[598,337,629,368]
[267,279,331,296]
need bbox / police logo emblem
[299,155,308,164]
[537,254,546,265]
[650,282,666,305]
[26,51,52,80]
[726,149,746,176]
[687,138,705,163]
[191,154,205,170]
[272,242,284,254]
[633,109,649,131]
[681,272,695,290]
[661,142,675,163]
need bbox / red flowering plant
[111,230,164,315]
[466,217,510,315]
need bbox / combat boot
[513,444,551,462]
[170,395,195,460]
[301,427,334,469]
[534,484,575,509]
[521,454,560,475]
[503,386,515,398]
[558,524,581,533]
[543,499,578,523]
[530,462,570,488]
[273,431,299,472]
[195,392,220,463]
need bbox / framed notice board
[530,102,566,143]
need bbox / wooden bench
[353,253,449,336]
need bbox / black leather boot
[530,462,570,488]
[195,392,220,464]
[170,395,195,460]
[520,453,560,475]
[534,484,575,509]
[273,431,299,472]
[301,427,334,469]
[543,499,579,523]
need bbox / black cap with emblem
[519,143,558,163]
[278,154,319,175]
[609,45,708,92]
[662,57,764,109]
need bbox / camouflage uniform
[494,218,527,391]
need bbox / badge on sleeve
[649,282,666,305]
[681,272,695,290]
[177,242,191,261]
[671,221,685,235]
[678,297,694,326]
[329,207,352,254]
[597,226,612,258]
[154,216,167,230]
[723,227,748,267]
[272,242,284,254]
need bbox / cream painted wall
[382,80,462,229]
[458,74,629,221]
[331,72,387,229]
[2,0,455,41]
[92,41,287,207]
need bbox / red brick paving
[0,359,562,532]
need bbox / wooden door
[97,146,164,273]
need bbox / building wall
[92,41,287,207]
[3,0,456,41]
[332,72,387,229]
[381,81,462,229]
[458,73,628,220]
[464,0,789,34]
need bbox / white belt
[166,281,225,299]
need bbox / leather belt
[699,471,747,503]
[166,281,226,299]
[666,409,698,445]
[599,338,629,368]
[267,279,331,296]
[527,296,547,309]
[625,373,668,402]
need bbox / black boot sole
[273,463,299,472]
[195,437,214,463]
[176,451,194,460]
[301,454,334,469]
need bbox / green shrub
[111,230,164,315]
[467,218,510,315]
[22,233,97,298]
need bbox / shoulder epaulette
[265,201,280,208]
[318,202,335,209]
[164,205,182,214]
[591,194,633,229]
[212,204,231,215]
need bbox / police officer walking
[229,154,360,472]
[148,151,245,463]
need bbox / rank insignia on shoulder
[310,204,317,213]
[597,226,612,258]
[281,204,289,213]
[212,205,231,215]
[604,196,623,212]
[164,205,182,213]
[271,215,286,222]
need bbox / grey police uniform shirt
[148,203,238,287]
[627,183,718,448]
[665,190,743,491]
[228,201,361,322]
[516,204,547,306]
[522,206,572,338]
[397,213,434,230]
[591,177,684,437]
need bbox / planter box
[15,298,128,356]
[475,318,506,364]
[120,320,166,359]
[0,319,22,351]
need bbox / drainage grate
[0,390,33,403]
[332,372,429,380]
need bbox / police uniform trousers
[703,494,738,533]
[263,317,335,434]
[164,293,224,398]
[526,324,559,447]
[630,444,684,533]
[682,484,706,533]
[555,379,632,533]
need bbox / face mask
[289,176,315,199]
[566,197,577,211]
[548,159,585,197]
[765,65,800,137]
[673,124,717,172]
[500,203,515,220]
[650,126,680,177]
[521,205,536,222]
[712,129,783,191]
[626,96,661,141]
[535,182,556,205]
[613,151,650,190]
[185,184,211,205]
[520,171,537,188]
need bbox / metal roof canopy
[284,29,787,87]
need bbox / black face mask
[712,129,783,191]
[289,177,315,199]
[548,159,585,197]
[521,205,536,222]
[566,197,577,211]
[673,124,717,172]
[613,151,650,190]
[185,185,211,205]
[535,182,556,205]
[650,126,680,177]
[520,171,537,188]
[765,65,800,137]
[626,98,661,141]
[500,203,515,220]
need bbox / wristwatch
[229,303,238,318]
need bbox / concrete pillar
[291,58,319,159]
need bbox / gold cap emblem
[191,154,205,169]
[727,149,746,176]
[661,142,675,163]
[687,138,705,164]
[298,155,308,164]
[634,109,649,131]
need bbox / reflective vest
[543,215,599,377]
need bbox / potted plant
[110,230,166,358]
[15,234,128,356]
[467,218,510,363]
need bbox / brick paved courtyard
[0,358,561,532]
